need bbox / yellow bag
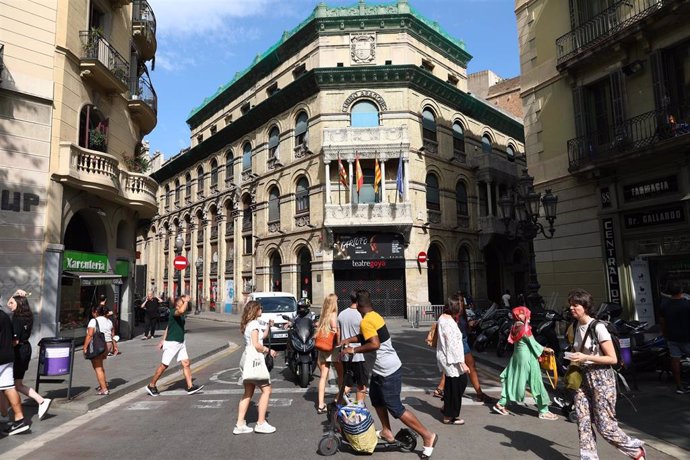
[538,352,558,389]
[343,423,377,453]
[426,322,438,348]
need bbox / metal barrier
[408,305,444,328]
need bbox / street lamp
[498,168,558,310]
[195,257,203,314]
[174,232,184,298]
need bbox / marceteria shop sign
[63,250,109,272]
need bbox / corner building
[516,0,690,322]
[0,0,158,342]
[144,0,525,315]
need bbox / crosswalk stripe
[126,401,167,410]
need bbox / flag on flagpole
[337,154,348,188]
[374,158,382,194]
[396,154,404,199]
[355,153,364,194]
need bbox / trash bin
[38,337,74,376]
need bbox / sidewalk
[20,316,238,415]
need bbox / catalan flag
[337,154,348,188]
[355,153,364,194]
[374,158,382,194]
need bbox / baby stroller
[318,389,417,456]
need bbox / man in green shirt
[146,295,203,396]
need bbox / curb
[187,314,241,325]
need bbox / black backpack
[590,319,624,371]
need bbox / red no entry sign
[173,256,188,271]
[417,252,427,264]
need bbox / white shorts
[161,341,189,366]
[0,363,14,390]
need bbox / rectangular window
[243,236,252,255]
[210,124,217,136]
[224,114,233,126]
[385,60,392,65]
[421,59,434,72]
[586,78,613,147]
[336,62,344,67]
[447,74,459,86]
[196,134,203,144]
[292,63,306,79]
[240,102,251,115]
[266,82,279,97]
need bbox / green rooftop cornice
[186,0,471,129]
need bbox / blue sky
[146,0,520,159]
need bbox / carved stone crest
[350,33,376,65]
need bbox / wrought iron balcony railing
[79,31,129,86]
[130,73,157,113]
[132,0,157,35]
[556,0,664,66]
[567,106,690,171]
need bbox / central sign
[173,256,188,271]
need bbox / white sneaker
[233,424,253,435]
[38,399,52,420]
[254,422,276,434]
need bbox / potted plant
[89,128,107,152]
[123,154,150,173]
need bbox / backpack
[590,320,624,371]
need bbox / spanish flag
[374,158,382,194]
[337,154,348,188]
[355,153,364,194]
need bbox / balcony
[132,0,157,61]
[79,31,129,92]
[225,260,234,274]
[324,202,413,232]
[128,73,157,134]
[556,0,666,69]
[322,126,410,159]
[478,215,504,247]
[567,106,690,172]
[468,151,519,179]
[120,170,158,213]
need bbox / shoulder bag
[242,343,271,381]
[265,327,274,372]
[315,320,337,352]
[564,321,595,391]
[84,318,107,360]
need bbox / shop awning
[62,271,123,286]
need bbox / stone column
[325,161,331,204]
[487,181,493,216]
[403,158,409,201]
[348,160,353,203]
[380,158,386,200]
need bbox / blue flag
[396,156,404,199]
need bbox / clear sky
[146,0,520,159]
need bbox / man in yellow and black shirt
[340,290,438,459]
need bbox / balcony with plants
[128,71,158,134]
[132,0,157,61]
[79,29,130,92]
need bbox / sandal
[538,411,558,421]
[492,404,509,416]
[316,405,327,414]
[432,388,444,398]
[421,433,439,459]
[442,418,465,425]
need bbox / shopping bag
[241,346,270,381]
[538,352,558,389]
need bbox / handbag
[84,318,107,360]
[242,345,270,381]
[564,321,596,391]
[315,328,336,352]
[426,322,438,348]
[265,329,274,372]
[539,352,558,389]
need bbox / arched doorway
[297,247,312,301]
[269,252,282,292]
[427,244,444,305]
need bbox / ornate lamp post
[174,232,184,298]
[498,168,558,310]
[195,257,203,314]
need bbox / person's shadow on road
[484,425,570,459]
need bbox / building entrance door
[334,268,406,317]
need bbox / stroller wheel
[318,434,339,456]
[568,411,578,423]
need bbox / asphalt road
[1,324,676,460]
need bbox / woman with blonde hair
[234,301,277,435]
[315,293,340,413]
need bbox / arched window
[297,247,312,301]
[79,105,108,152]
[350,100,379,127]
[242,142,252,171]
[197,166,205,197]
[426,173,440,211]
[225,150,234,184]
[482,134,492,153]
[210,159,219,188]
[268,186,280,223]
[456,181,468,216]
[296,177,310,214]
[295,112,309,147]
[506,145,516,161]
[174,179,180,204]
[422,108,437,143]
[453,122,465,154]
[270,252,282,292]
[268,127,280,159]
[185,173,192,199]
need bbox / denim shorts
[667,341,690,359]
[369,367,406,419]
[462,338,471,355]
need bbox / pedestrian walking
[492,306,558,420]
[0,294,29,435]
[339,290,439,459]
[659,282,690,394]
[436,300,469,425]
[141,291,162,340]
[6,292,52,419]
[338,291,367,403]
[145,295,203,397]
[83,305,113,395]
[315,293,340,414]
[567,289,646,460]
[234,301,277,435]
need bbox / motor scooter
[282,309,317,388]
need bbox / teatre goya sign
[63,250,108,273]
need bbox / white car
[247,291,297,346]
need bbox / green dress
[498,335,551,412]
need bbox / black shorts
[13,343,32,380]
[343,361,368,388]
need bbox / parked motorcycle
[473,305,511,353]
[282,305,317,388]
[531,309,568,374]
